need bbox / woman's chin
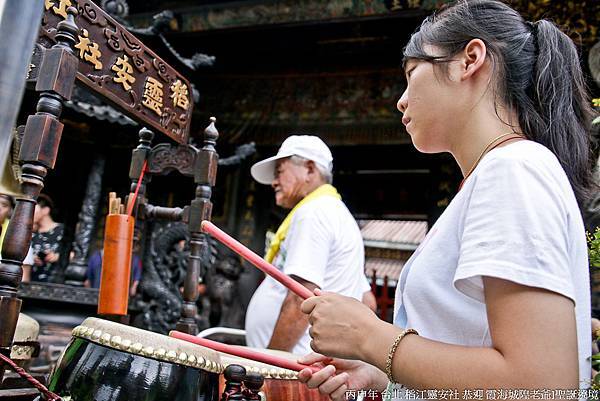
[411,137,442,154]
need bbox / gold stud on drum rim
[110,336,122,348]
[70,318,224,371]
[166,350,177,362]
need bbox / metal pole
[0,0,45,178]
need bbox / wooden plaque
[37,0,193,144]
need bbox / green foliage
[590,228,600,269]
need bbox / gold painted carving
[170,79,190,110]
[142,76,164,116]
[46,0,73,19]
[75,29,103,70]
[111,55,136,91]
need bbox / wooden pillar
[0,6,78,382]
[128,128,154,248]
[176,118,219,334]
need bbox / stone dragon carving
[133,221,244,334]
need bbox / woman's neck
[449,105,522,177]
[37,216,57,233]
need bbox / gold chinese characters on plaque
[38,0,194,144]
[45,0,73,19]
[74,29,102,70]
[111,55,136,91]
[170,80,190,111]
[143,77,164,116]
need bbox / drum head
[48,318,223,401]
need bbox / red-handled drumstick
[170,330,320,373]
[201,221,314,300]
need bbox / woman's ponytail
[522,20,596,206]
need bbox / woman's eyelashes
[405,61,418,80]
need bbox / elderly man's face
[271,158,308,209]
[0,197,12,224]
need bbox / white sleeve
[23,246,34,266]
[282,210,331,289]
[453,157,575,304]
[360,274,371,293]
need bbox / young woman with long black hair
[298,1,597,399]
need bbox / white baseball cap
[250,135,333,185]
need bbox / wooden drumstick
[170,330,320,373]
[200,221,314,300]
[200,221,334,366]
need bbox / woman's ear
[460,38,487,80]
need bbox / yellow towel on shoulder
[265,184,341,263]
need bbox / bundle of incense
[200,221,314,300]
[108,192,121,215]
[170,331,320,373]
[108,192,135,216]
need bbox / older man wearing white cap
[245,135,372,355]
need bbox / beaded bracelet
[385,328,418,383]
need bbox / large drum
[48,318,222,401]
[49,318,328,400]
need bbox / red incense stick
[170,330,320,373]
[126,160,147,220]
[200,221,314,300]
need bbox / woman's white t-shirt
[393,140,591,391]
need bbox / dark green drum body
[48,318,223,401]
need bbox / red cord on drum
[0,352,62,400]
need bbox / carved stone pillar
[176,118,218,334]
[0,7,78,382]
[64,154,106,285]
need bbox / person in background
[245,135,372,355]
[31,194,63,282]
[0,193,34,282]
[84,245,142,296]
